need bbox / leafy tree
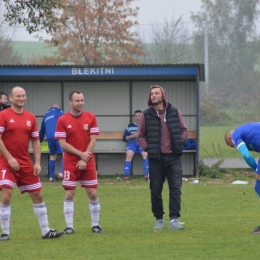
[35,0,144,65]
[143,16,192,64]
[3,0,63,37]
[191,0,260,97]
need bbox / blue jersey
[39,107,64,142]
[123,122,138,145]
[232,122,260,152]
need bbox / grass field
[199,126,259,159]
[1,176,260,260]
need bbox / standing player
[55,90,104,234]
[39,102,64,181]
[0,86,64,240]
[122,110,149,180]
[225,122,260,234]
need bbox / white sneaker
[58,173,63,179]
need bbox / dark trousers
[149,154,182,220]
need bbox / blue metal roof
[0,64,204,82]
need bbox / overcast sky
[9,0,202,42]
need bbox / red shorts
[62,157,98,189]
[0,164,42,194]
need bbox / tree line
[1,0,260,125]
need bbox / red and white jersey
[0,108,39,167]
[55,111,99,167]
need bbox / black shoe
[253,225,260,234]
[64,227,75,234]
[0,233,10,241]
[92,225,104,234]
[42,229,64,239]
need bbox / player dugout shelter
[0,64,204,177]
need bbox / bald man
[0,87,64,240]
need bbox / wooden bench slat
[96,131,197,140]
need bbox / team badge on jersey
[84,124,89,130]
[26,121,32,127]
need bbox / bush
[199,159,226,179]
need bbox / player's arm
[58,139,85,158]
[31,139,41,175]
[0,135,20,171]
[86,135,96,153]
[237,143,257,171]
[137,114,147,151]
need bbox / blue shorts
[48,139,64,156]
[126,143,143,154]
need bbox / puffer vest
[143,104,184,160]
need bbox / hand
[80,151,92,162]
[76,159,87,170]
[7,157,20,171]
[33,163,42,176]
[132,133,138,138]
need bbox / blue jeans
[149,154,182,220]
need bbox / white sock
[89,200,100,227]
[33,202,50,236]
[0,204,11,235]
[64,200,74,229]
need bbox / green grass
[200,125,259,159]
[1,176,260,259]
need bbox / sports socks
[143,158,149,176]
[0,204,11,235]
[64,199,74,229]
[33,202,50,236]
[89,200,100,227]
[124,161,131,176]
[48,160,55,179]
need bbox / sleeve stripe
[31,131,39,137]
[55,132,66,138]
[90,127,99,134]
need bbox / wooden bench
[94,131,197,173]
[95,131,197,143]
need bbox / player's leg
[29,190,64,239]
[48,140,57,181]
[63,189,76,234]
[62,168,78,234]
[123,144,136,180]
[140,148,149,179]
[253,161,260,234]
[0,188,13,241]
[81,158,104,234]
[58,147,64,179]
[19,167,63,239]
[0,166,15,241]
[59,154,64,179]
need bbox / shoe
[58,173,63,179]
[0,233,10,241]
[42,229,64,239]
[64,227,75,234]
[144,175,149,179]
[168,219,184,230]
[154,219,164,229]
[92,225,104,234]
[252,225,260,234]
[49,178,54,182]
[123,176,130,180]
